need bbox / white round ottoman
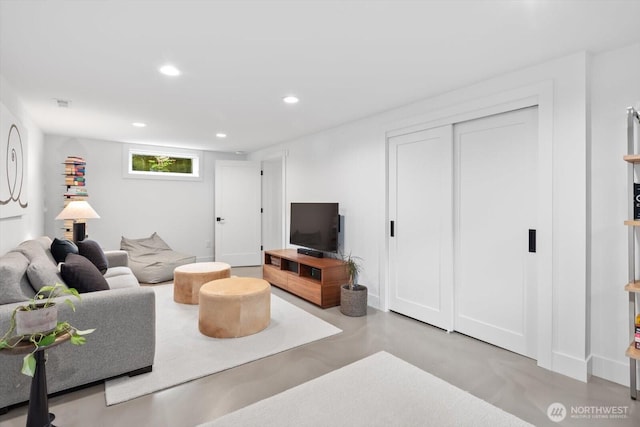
[173,262,231,304]
[198,277,271,338]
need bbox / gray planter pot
[340,284,368,317]
[15,304,58,335]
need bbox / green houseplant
[0,283,95,377]
[340,253,368,317]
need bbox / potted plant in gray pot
[0,283,95,377]
[340,253,367,317]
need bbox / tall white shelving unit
[624,106,640,400]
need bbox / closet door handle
[390,221,395,237]
[528,229,536,253]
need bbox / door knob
[216,217,225,222]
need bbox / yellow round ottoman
[198,277,271,338]
[173,262,231,304]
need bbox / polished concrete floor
[0,267,638,427]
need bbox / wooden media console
[263,249,349,308]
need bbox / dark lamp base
[73,222,86,242]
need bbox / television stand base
[297,248,324,258]
[263,249,349,307]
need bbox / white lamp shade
[55,201,100,220]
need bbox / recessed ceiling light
[159,64,181,76]
[132,122,147,128]
[216,133,227,138]
[282,95,299,104]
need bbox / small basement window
[123,145,202,181]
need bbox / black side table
[1,331,71,427]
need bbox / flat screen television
[289,202,339,253]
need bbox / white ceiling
[1,0,640,153]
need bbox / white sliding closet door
[388,107,539,359]
[453,107,538,358]
[388,125,454,331]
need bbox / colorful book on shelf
[634,183,640,220]
[64,167,85,174]
[64,191,88,197]
[63,157,85,161]
[65,187,88,193]
[65,176,85,182]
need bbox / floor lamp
[55,201,100,242]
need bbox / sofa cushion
[26,256,68,294]
[105,250,129,268]
[51,238,79,264]
[105,267,140,289]
[34,236,54,251]
[77,239,108,274]
[12,238,58,267]
[60,254,109,293]
[12,240,49,262]
[0,252,36,304]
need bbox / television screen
[289,202,339,253]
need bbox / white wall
[42,135,242,260]
[3,43,636,387]
[0,75,45,254]
[590,42,640,387]
[251,52,592,382]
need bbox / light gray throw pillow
[26,256,68,294]
[0,252,36,304]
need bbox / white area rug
[104,284,341,405]
[199,351,533,427]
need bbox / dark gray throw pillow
[50,238,79,264]
[76,239,108,274]
[60,253,109,293]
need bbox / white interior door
[454,107,538,358]
[214,160,261,266]
[388,125,454,331]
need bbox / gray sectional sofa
[0,237,155,412]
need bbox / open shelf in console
[263,249,348,308]
[298,264,321,282]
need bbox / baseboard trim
[367,294,381,310]
[590,353,636,387]
[551,351,589,382]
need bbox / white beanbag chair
[120,232,196,283]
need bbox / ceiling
[1,0,640,153]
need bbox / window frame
[122,144,203,181]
